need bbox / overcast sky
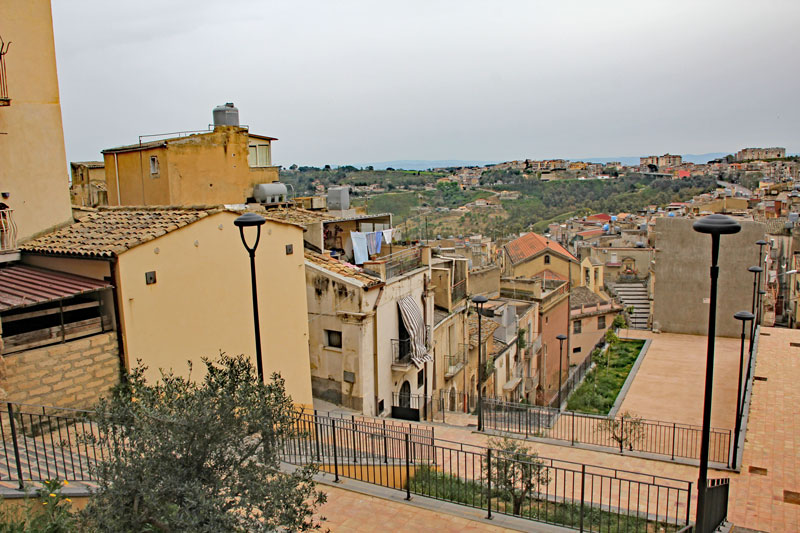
[52,0,800,167]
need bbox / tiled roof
[304,250,382,288]
[586,213,612,222]
[262,207,335,226]
[577,229,605,238]
[532,269,568,281]
[570,286,605,308]
[21,206,221,258]
[504,232,577,265]
[70,161,104,169]
[468,315,500,349]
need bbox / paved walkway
[618,330,740,428]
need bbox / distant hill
[363,160,499,171]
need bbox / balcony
[443,350,466,380]
[391,337,413,371]
[451,277,467,305]
[0,38,9,107]
[384,247,423,279]
[0,209,18,260]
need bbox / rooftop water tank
[602,223,610,232]
[253,182,288,204]
[213,103,239,127]
[327,187,350,210]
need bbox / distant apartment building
[640,154,682,169]
[735,147,786,161]
[70,161,108,207]
[569,286,621,366]
[501,232,580,287]
[103,103,279,207]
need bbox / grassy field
[566,339,646,415]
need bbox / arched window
[399,381,411,408]
[544,254,551,265]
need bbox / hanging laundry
[374,231,382,254]
[350,231,369,265]
[366,231,378,255]
[382,228,393,244]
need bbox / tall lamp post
[472,295,488,432]
[755,240,767,326]
[234,212,267,383]
[556,334,568,409]
[693,213,741,533]
[731,311,754,469]
[747,266,762,357]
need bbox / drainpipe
[422,273,430,420]
[113,153,121,205]
[371,286,385,415]
[109,257,127,382]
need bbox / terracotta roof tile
[504,232,577,265]
[304,250,382,288]
[21,206,220,258]
[468,315,500,349]
[261,207,334,226]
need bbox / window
[324,329,342,349]
[149,156,159,177]
[597,315,606,329]
[417,368,425,388]
[572,347,581,354]
[248,144,271,167]
[573,320,581,334]
[544,254,551,265]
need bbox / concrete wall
[653,217,766,337]
[0,0,73,242]
[539,294,570,405]
[1,332,119,409]
[112,211,313,408]
[104,127,280,207]
[469,265,500,297]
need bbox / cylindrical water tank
[253,182,288,204]
[213,103,239,127]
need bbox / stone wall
[1,332,120,409]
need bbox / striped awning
[397,295,432,369]
[0,264,112,312]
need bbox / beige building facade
[0,0,73,244]
[21,207,314,408]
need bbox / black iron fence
[284,410,693,532]
[701,479,729,533]
[0,402,106,487]
[483,399,732,465]
[383,247,423,279]
[549,353,594,408]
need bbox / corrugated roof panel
[0,265,112,312]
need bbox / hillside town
[1,2,798,532]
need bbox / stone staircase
[611,282,650,329]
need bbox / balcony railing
[451,277,467,304]
[384,247,423,279]
[443,350,466,379]
[0,209,17,251]
[391,338,413,368]
[0,36,9,106]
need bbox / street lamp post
[755,240,767,326]
[692,214,741,533]
[472,295,488,432]
[234,212,267,383]
[556,334,567,409]
[756,289,766,328]
[747,266,762,357]
[731,310,754,469]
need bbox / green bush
[0,480,77,533]
[566,340,644,415]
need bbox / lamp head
[733,310,755,321]
[748,265,763,273]
[556,334,568,341]
[692,214,742,235]
[234,212,267,228]
[472,295,489,305]
[758,289,766,295]
[755,239,768,246]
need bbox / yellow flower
[49,493,56,497]
[42,502,48,506]
[63,481,69,486]
[65,498,72,503]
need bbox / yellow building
[21,206,313,408]
[579,256,604,294]
[0,0,73,245]
[501,232,580,286]
[103,119,279,207]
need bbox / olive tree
[598,411,645,453]
[484,437,550,516]
[81,353,326,532]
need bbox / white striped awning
[397,295,432,369]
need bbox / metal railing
[548,354,594,409]
[700,478,729,533]
[482,399,732,465]
[391,392,431,412]
[444,351,466,378]
[284,411,693,532]
[451,278,467,304]
[391,338,412,366]
[0,36,9,105]
[384,247,423,279]
[0,209,17,251]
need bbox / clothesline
[351,229,394,264]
